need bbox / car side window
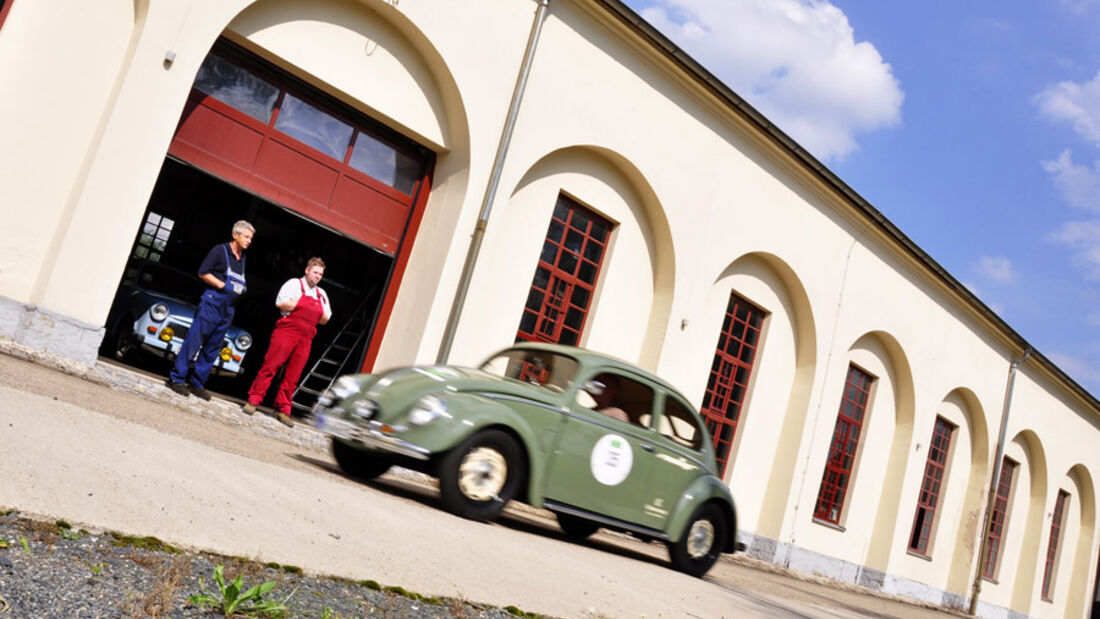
[575,371,655,427]
[658,395,704,451]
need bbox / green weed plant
[187,565,290,618]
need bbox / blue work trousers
[169,289,235,387]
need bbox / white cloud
[960,281,1005,314]
[1046,352,1100,396]
[973,255,1015,284]
[635,0,903,162]
[1051,219,1100,279]
[1058,0,1098,16]
[1040,150,1100,212]
[1035,71,1100,145]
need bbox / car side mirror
[582,380,605,396]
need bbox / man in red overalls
[241,257,333,427]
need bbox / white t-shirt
[276,277,333,321]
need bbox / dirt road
[0,350,961,618]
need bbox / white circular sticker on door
[590,434,634,486]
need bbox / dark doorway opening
[100,158,394,407]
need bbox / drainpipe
[436,0,551,364]
[968,347,1031,615]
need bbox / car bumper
[314,411,431,461]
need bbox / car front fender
[412,391,565,507]
[664,476,737,553]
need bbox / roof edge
[587,0,1100,413]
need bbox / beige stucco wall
[1,1,1098,616]
[0,0,139,310]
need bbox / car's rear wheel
[667,503,727,577]
[332,439,391,480]
[439,429,523,522]
[556,513,599,539]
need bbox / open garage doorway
[100,157,394,410]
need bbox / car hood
[352,365,567,416]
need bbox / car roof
[504,342,693,402]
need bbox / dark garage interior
[99,158,394,412]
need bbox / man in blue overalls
[165,220,254,401]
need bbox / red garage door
[167,41,434,369]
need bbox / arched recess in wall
[458,144,673,367]
[217,0,472,368]
[704,252,816,540]
[1007,429,1048,613]
[942,387,991,596]
[857,330,917,573]
[1064,464,1097,618]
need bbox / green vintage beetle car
[313,342,738,576]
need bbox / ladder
[291,293,377,415]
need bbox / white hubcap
[457,446,507,502]
[686,519,715,559]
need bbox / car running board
[543,499,670,541]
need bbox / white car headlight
[408,394,450,426]
[331,375,361,400]
[353,399,378,420]
[149,303,170,322]
[235,332,252,350]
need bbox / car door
[542,369,666,527]
[641,392,712,529]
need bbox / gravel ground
[0,511,537,619]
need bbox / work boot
[276,413,294,428]
[165,380,191,397]
[241,402,257,416]
[189,384,213,401]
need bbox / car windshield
[480,348,579,392]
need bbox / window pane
[578,261,597,284]
[274,93,353,160]
[194,54,279,123]
[533,266,550,290]
[558,251,578,275]
[540,243,558,264]
[348,132,420,194]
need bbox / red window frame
[1041,490,1070,600]
[700,292,766,476]
[814,365,874,525]
[515,195,611,346]
[982,458,1017,579]
[908,417,955,555]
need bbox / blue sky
[622,0,1100,398]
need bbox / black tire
[556,513,599,540]
[667,503,728,577]
[332,439,391,480]
[438,429,524,522]
[110,315,136,361]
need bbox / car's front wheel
[667,503,728,577]
[332,439,392,480]
[110,315,136,361]
[438,429,523,522]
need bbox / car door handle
[641,443,654,452]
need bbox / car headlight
[235,333,252,350]
[331,376,361,400]
[149,303,170,322]
[219,347,232,362]
[158,326,175,342]
[407,394,450,426]
[352,398,378,420]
